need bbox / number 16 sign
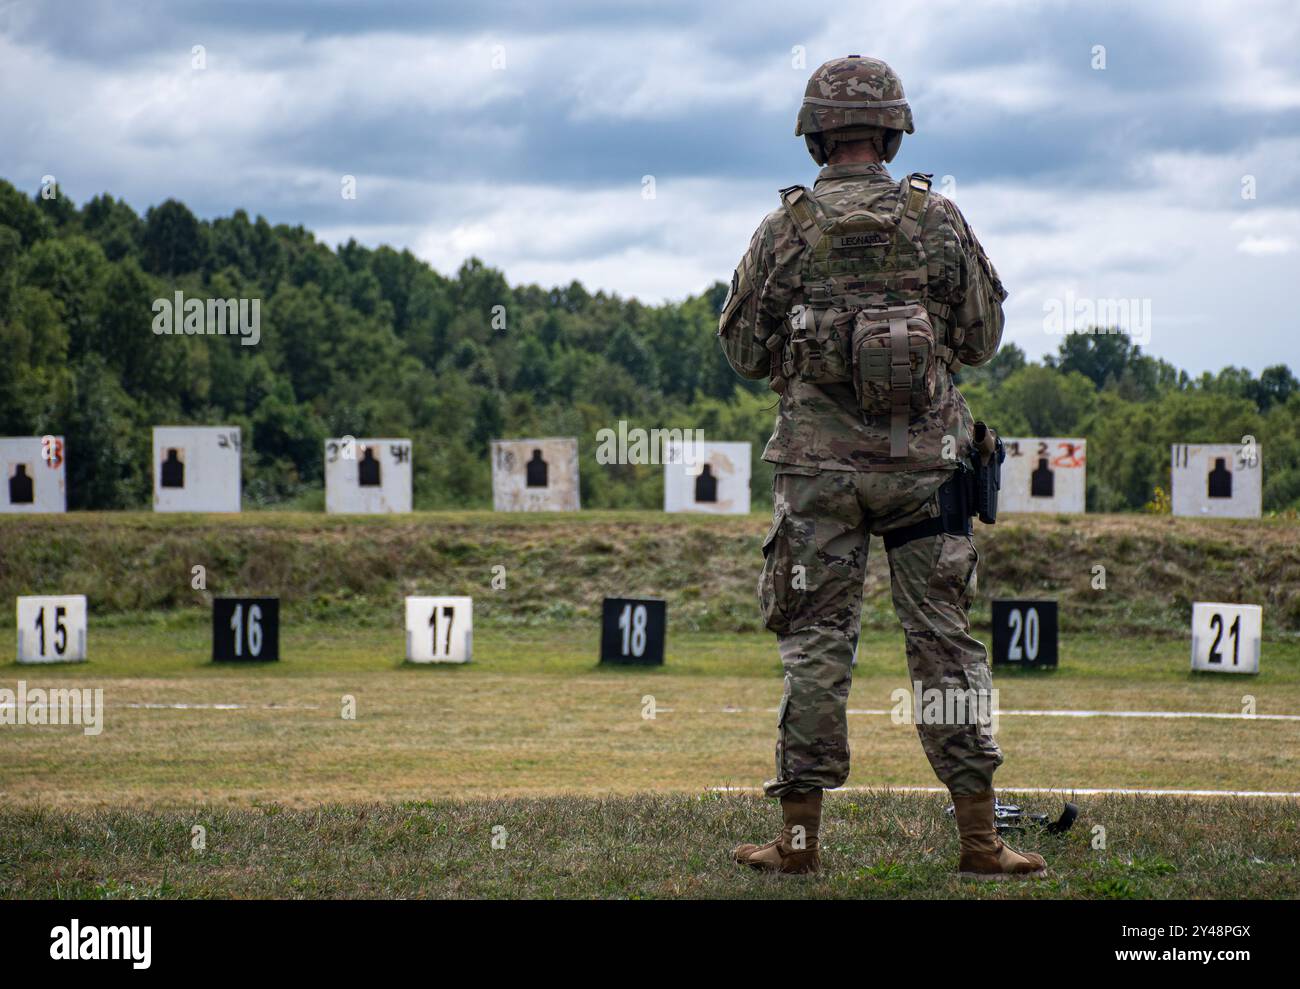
[1191,602,1261,674]
[406,597,472,663]
[212,597,279,662]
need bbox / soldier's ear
[881,130,903,163]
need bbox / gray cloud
[2,0,1298,373]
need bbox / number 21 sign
[1191,602,1261,674]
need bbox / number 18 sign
[600,598,665,665]
[1191,602,1261,674]
[406,596,472,663]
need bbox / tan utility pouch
[786,307,854,384]
[850,304,937,457]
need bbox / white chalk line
[0,702,320,711]
[712,785,1300,799]
[668,706,1300,722]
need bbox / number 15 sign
[1191,602,1261,674]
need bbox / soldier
[719,56,1045,880]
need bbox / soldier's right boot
[732,790,822,875]
[952,790,1048,881]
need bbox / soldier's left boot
[732,790,822,875]
[952,790,1048,881]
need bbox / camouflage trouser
[759,465,1003,798]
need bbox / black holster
[882,421,1004,551]
[971,420,1005,525]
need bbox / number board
[998,438,1086,515]
[16,595,88,663]
[990,600,1058,668]
[1,436,67,513]
[1191,602,1261,674]
[324,437,413,514]
[600,598,665,665]
[405,596,472,664]
[212,597,280,662]
[153,426,242,513]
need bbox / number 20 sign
[1191,602,1261,674]
[991,600,1058,668]
[600,598,665,665]
[406,597,472,663]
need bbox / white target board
[491,438,580,512]
[1190,602,1261,674]
[1171,444,1261,518]
[663,441,751,514]
[405,596,472,663]
[1,436,66,513]
[152,426,241,513]
[1000,438,1086,514]
[324,438,412,514]
[16,595,87,663]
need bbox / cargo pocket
[924,534,978,611]
[758,508,795,634]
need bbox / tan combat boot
[952,790,1048,881]
[732,790,822,875]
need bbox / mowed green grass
[3,511,1299,898]
[2,621,1299,809]
[1,792,1296,899]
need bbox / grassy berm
[2,511,1298,634]
[1,791,1295,899]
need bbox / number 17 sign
[406,596,472,663]
[1191,602,1261,674]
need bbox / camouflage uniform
[718,57,1008,800]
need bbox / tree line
[1,179,1296,513]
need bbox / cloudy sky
[2,0,1297,374]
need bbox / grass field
[3,792,1296,899]
[1,511,1298,898]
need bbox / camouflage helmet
[795,55,913,165]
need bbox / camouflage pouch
[850,304,937,457]
[786,306,854,384]
[717,262,769,380]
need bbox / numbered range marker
[324,437,413,514]
[212,597,279,662]
[999,438,1086,514]
[600,598,665,665]
[1171,443,1262,519]
[16,595,87,663]
[991,600,1058,668]
[1,436,67,513]
[405,596,472,664]
[1191,602,1261,674]
[153,426,242,513]
[490,437,580,512]
[663,440,752,515]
